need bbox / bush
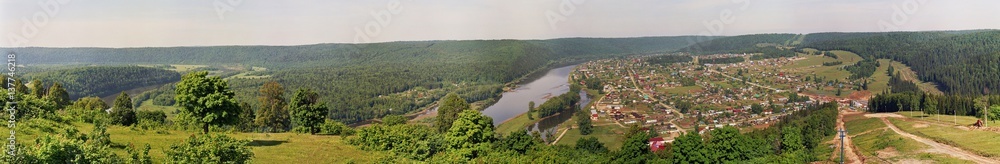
[3,135,122,163]
[319,120,353,135]
[165,134,254,164]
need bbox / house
[649,137,671,152]
[590,110,599,120]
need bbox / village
[571,53,870,151]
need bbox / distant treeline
[645,55,692,65]
[700,56,745,64]
[804,30,1000,95]
[24,66,180,99]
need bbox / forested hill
[678,33,797,54]
[24,66,180,99]
[803,30,1000,95]
[3,36,708,68]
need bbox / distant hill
[24,66,180,100]
[803,30,1000,95]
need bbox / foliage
[255,81,289,132]
[680,33,797,54]
[843,59,878,79]
[380,114,407,126]
[646,55,692,65]
[318,120,353,135]
[745,47,797,60]
[699,56,745,64]
[435,93,470,132]
[574,137,607,154]
[110,92,136,126]
[495,129,538,154]
[26,66,180,100]
[349,124,440,160]
[45,82,70,107]
[575,108,593,135]
[67,96,110,123]
[806,30,1000,95]
[289,88,328,134]
[235,102,255,132]
[175,71,241,134]
[822,61,842,66]
[673,130,708,164]
[165,134,254,164]
[535,90,581,118]
[444,110,495,159]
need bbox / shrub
[165,134,254,164]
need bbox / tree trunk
[203,123,210,134]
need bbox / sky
[2,0,999,48]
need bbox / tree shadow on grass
[248,140,288,147]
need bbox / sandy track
[832,110,863,163]
[879,118,997,163]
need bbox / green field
[888,117,1000,157]
[782,50,862,82]
[496,112,534,134]
[841,114,973,163]
[136,101,180,120]
[884,60,944,95]
[553,125,624,150]
[3,119,385,163]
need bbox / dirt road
[879,118,998,163]
[832,110,863,163]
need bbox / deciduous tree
[175,71,241,134]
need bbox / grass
[553,125,624,150]
[884,60,944,95]
[167,64,207,72]
[137,101,180,120]
[888,117,1000,157]
[663,86,701,94]
[895,111,987,126]
[840,114,973,163]
[865,59,892,94]
[496,112,535,134]
[3,119,386,163]
[843,114,885,134]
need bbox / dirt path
[831,110,863,163]
[549,127,571,145]
[879,118,998,163]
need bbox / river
[482,64,589,135]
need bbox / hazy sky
[2,0,999,47]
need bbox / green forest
[23,66,180,99]
[804,30,1000,95]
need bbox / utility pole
[839,128,847,164]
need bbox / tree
[13,78,28,95]
[444,110,495,159]
[46,82,70,107]
[289,88,328,134]
[576,109,593,135]
[674,131,709,163]
[29,79,44,99]
[165,134,253,164]
[751,103,764,115]
[781,126,804,152]
[255,81,289,132]
[110,92,136,126]
[497,129,537,154]
[616,127,651,163]
[381,114,407,126]
[527,101,535,120]
[175,71,241,134]
[436,93,470,132]
[575,137,607,154]
[989,105,1000,121]
[236,102,256,132]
